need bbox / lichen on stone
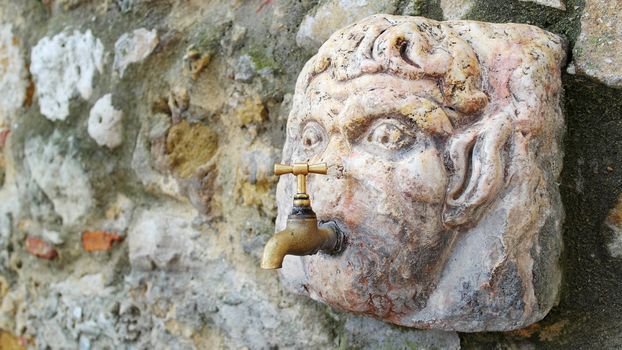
[165,120,218,179]
[0,25,27,127]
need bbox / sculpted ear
[443,114,513,228]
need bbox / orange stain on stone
[607,194,622,228]
[82,230,123,252]
[0,331,26,350]
[25,237,58,260]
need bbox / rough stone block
[574,0,622,88]
[128,204,197,270]
[296,0,399,51]
[30,30,104,121]
[0,25,27,126]
[24,133,93,226]
[113,28,158,77]
[87,94,124,149]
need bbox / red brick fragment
[82,230,123,252]
[25,237,58,260]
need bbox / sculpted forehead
[291,73,454,136]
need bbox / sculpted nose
[308,136,349,213]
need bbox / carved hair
[301,15,489,123]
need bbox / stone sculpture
[275,14,565,331]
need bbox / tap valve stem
[274,162,327,207]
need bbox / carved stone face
[276,15,565,331]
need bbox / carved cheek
[394,148,447,203]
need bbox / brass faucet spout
[261,216,342,269]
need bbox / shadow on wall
[461,74,622,349]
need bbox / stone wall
[0,0,620,349]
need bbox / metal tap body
[260,163,343,270]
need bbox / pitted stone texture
[574,0,622,88]
[296,0,398,51]
[277,15,565,331]
[344,315,459,349]
[24,132,93,226]
[0,25,27,126]
[128,203,198,270]
[113,28,158,77]
[88,94,124,149]
[30,30,104,121]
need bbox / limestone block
[87,94,123,149]
[128,204,198,270]
[0,25,28,126]
[296,0,398,51]
[277,15,565,331]
[30,30,104,121]
[24,133,93,225]
[440,0,474,20]
[113,28,158,77]
[519,0,565,9]
[574,0,622,88]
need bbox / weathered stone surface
[113,28,158,77]
[87,94,124,149]
[344,315,460,349]
[128,204,198,270]
[519,0,565,10]
[24,133,93,225]
[296,0,399,51]
[277,14,565,331]
[574,0,622,88]
[30,30,104,121]
[440,0,474,20]
[0,25,27,126]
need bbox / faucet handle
[274,162,327,176]
[274,162,328,207]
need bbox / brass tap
[261,162,344,269]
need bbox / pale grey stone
[30,30,104,121]
[519,0,565,9]
[24,132,93,225]
[128,204,198,270]
[0,24,27,126]
[574,0,622,88]
[113,28,158,77]
[87,94,124,149]
[296,0,398,51]
[441,0,475,19]
[344,315,460,349]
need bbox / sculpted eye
[364,120,415,151]
[301,121,325,150]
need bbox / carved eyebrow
[338,95,453,140]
